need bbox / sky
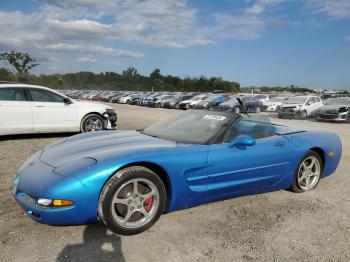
[0,0,349,90]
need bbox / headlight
[37,198,74,208]
[105,108,115,113]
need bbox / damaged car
[0,83,117,136]
[315,97,350,122]
[277,96,322,119]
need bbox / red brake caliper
[143,196,154,212]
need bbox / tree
[150,69,162,80]
[0,51,39,79]
[0,68,14,81]
[122,67,140,78]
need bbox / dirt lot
[1,104,349,262]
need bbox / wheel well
[310,147,325,168]
[116,162,171,205]
[80,112,107,130]
[82,112,106,121]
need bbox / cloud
[1,0,349,74]
[46,19,114,40]
[44,43,144,58]
[305,0,350,19]
[75,56,97,63]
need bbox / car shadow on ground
[0,133,77,141]
[56,223,125,262]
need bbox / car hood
[196,100,210,105]
[73,100,113,110]
[40,131,176,168]
[281,103,301,108]
[319,104,349,112]
[265,101,282,106]
[219,101,238,107]
[180,99,193,104]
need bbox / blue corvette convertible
[13,110,342,235]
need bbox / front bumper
[315,112,348,122]
[13,155,99,225]
[265,106,278,112]
[278,108,303,118]
[103,110,117,129]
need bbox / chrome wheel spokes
[297,156,321,191]
[111,178,159,229]
[85,117,102,132]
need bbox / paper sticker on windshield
[203,115,226,121]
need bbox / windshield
[142,110,235,144]
[254,95,267,99]
[324,98,350,105]
[285,96,307,104]
[191,96,207,101]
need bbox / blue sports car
[13,110,342,235]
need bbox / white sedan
[277,95,323,118]
[0,83,117,136]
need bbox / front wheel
[300,110,307,119]
[98,166,166,235]
[81,114,105,132]
[290,151,323,193]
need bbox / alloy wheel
[297,156,321,191]
[84,117,103,132]
[110,178,159,229]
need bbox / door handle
[275,141,285,147]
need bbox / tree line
[2,51,343,94]
[0,51,240,92]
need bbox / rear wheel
[98,166,166,235]
[81,114,105,132]
[291,151,322,193]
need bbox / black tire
[81,114,105,132]
[98,166,166,235]
[300,110,307,119]
[290,150,323,193]
[278,113,282,119]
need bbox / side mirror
[63,98,72,105]
[228,135,256,148]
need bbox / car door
[310,97,323,115]
[206,117,291,200]
[27,88,77,132]
[305,97,321,116]
[0,87,33,135]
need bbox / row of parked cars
[61,90,350,122]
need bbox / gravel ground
[0,104,349,262]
